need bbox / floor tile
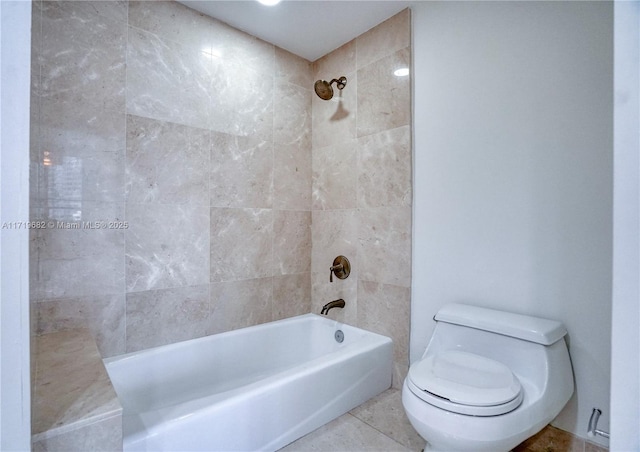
[350,389,424,451]
[280,413,411,452]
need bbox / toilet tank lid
[435,303,567,345]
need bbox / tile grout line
[122,1,130,355]
[271,47,276,322]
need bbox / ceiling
[178,1,412,62]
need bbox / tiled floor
[280,389,610,452]
[513,425,609,452]
[280,388,424,451]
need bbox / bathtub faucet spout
[321,299,345,315]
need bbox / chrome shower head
[314,76,347,100]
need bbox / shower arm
[330,77,347,90]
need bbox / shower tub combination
[105,313,393,451]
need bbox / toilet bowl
[402,303,574,452]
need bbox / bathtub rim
[104,313,390,367]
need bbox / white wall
[0,0,32,449]
[411,1,613,444]
[611,2,640,450]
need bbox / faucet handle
[329,256,350,282]
[329,263,343,282]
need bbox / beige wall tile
[126,115,210,206]
[273,138,312,210]
[129,0,214,49]
[210,133,273,209]
[126,203,210,292]
[312,139,358,210]
[39,2,127,113]
[273,273,312,320]
[209,61,274,138]
[125,285,210,352]
[358,126,412,208]
[274,210,312,275]
[311,210,358,274]
[41,1,128,24]
[35,99,125,204]
[275,81,312,146]
[209,277,273,334]
[358,207,412,288]
[313,39,356,81]
[210,207,273,282]
[133,0,276,76]
[357,280,410,388]
[126,26,211,129]
[35,294,125,358]
[207,19,275,77]
[356,9,410,70]
[276,46,313,90]
[31,202,125,300]
[357,47,411,138]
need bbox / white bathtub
[104,313,393,451]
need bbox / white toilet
[402,303,574,452]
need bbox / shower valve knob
[329,256,350,282]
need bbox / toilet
[402,303,574,452]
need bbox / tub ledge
[32,329,122,452]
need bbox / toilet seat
[407,350,523,416]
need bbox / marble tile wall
[29,2,411,387]
[30,0,313,357]
[311,9,412,388]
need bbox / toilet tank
[434,303,567,345]
[424,303,573,396]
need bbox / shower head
[314,76,347,100]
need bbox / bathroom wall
[611,2,640,450]
[310,10,412,388]
[411,1,612,445]
[30,0,313,357]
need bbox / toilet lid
[408,350,522,407]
